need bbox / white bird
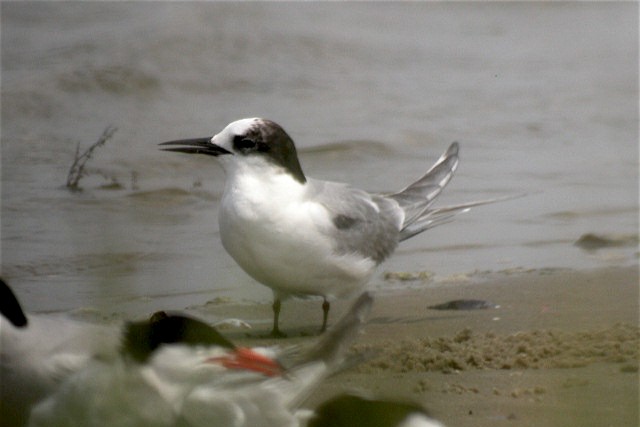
[1,278,373,427]
[0,279,281,427]
[171,291,373,427]
[161,118,505,336]
[306,393,445,427]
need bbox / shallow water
[1,2,638,315]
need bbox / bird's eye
[233,135,257,151]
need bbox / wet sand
[191,265,639,427]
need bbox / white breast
[218,161,374,299]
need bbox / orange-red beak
[205,347,282,377]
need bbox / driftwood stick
[66,125,117,191]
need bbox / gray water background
[2,2,638,316]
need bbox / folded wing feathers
[388,142,459,234]
[390,143,523,242]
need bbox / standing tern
[161,118,505,336]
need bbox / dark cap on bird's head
[160,118,306,183]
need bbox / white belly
[218,174,374,299]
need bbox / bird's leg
[270,298,287,338]
[320,298,330,333]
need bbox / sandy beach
[190,265,639,427]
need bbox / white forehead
[218,118,262,137]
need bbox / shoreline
[193,264,639,427]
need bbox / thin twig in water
[66,125,117,191]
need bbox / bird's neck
[223,160,308,206]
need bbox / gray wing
[309,180,403,265]
[388,142,459,229]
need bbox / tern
[308,393,445,427]
[161,118,505,337]
[1,278,375,427]
[0,279,280,427]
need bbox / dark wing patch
[333,214,359,230]
[312,181,403,264]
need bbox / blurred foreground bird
[0,278,372,427]
[306,393,445,427]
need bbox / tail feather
[399,194,525,241]
[388,142,459,228]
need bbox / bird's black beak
[159,137,232,156]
